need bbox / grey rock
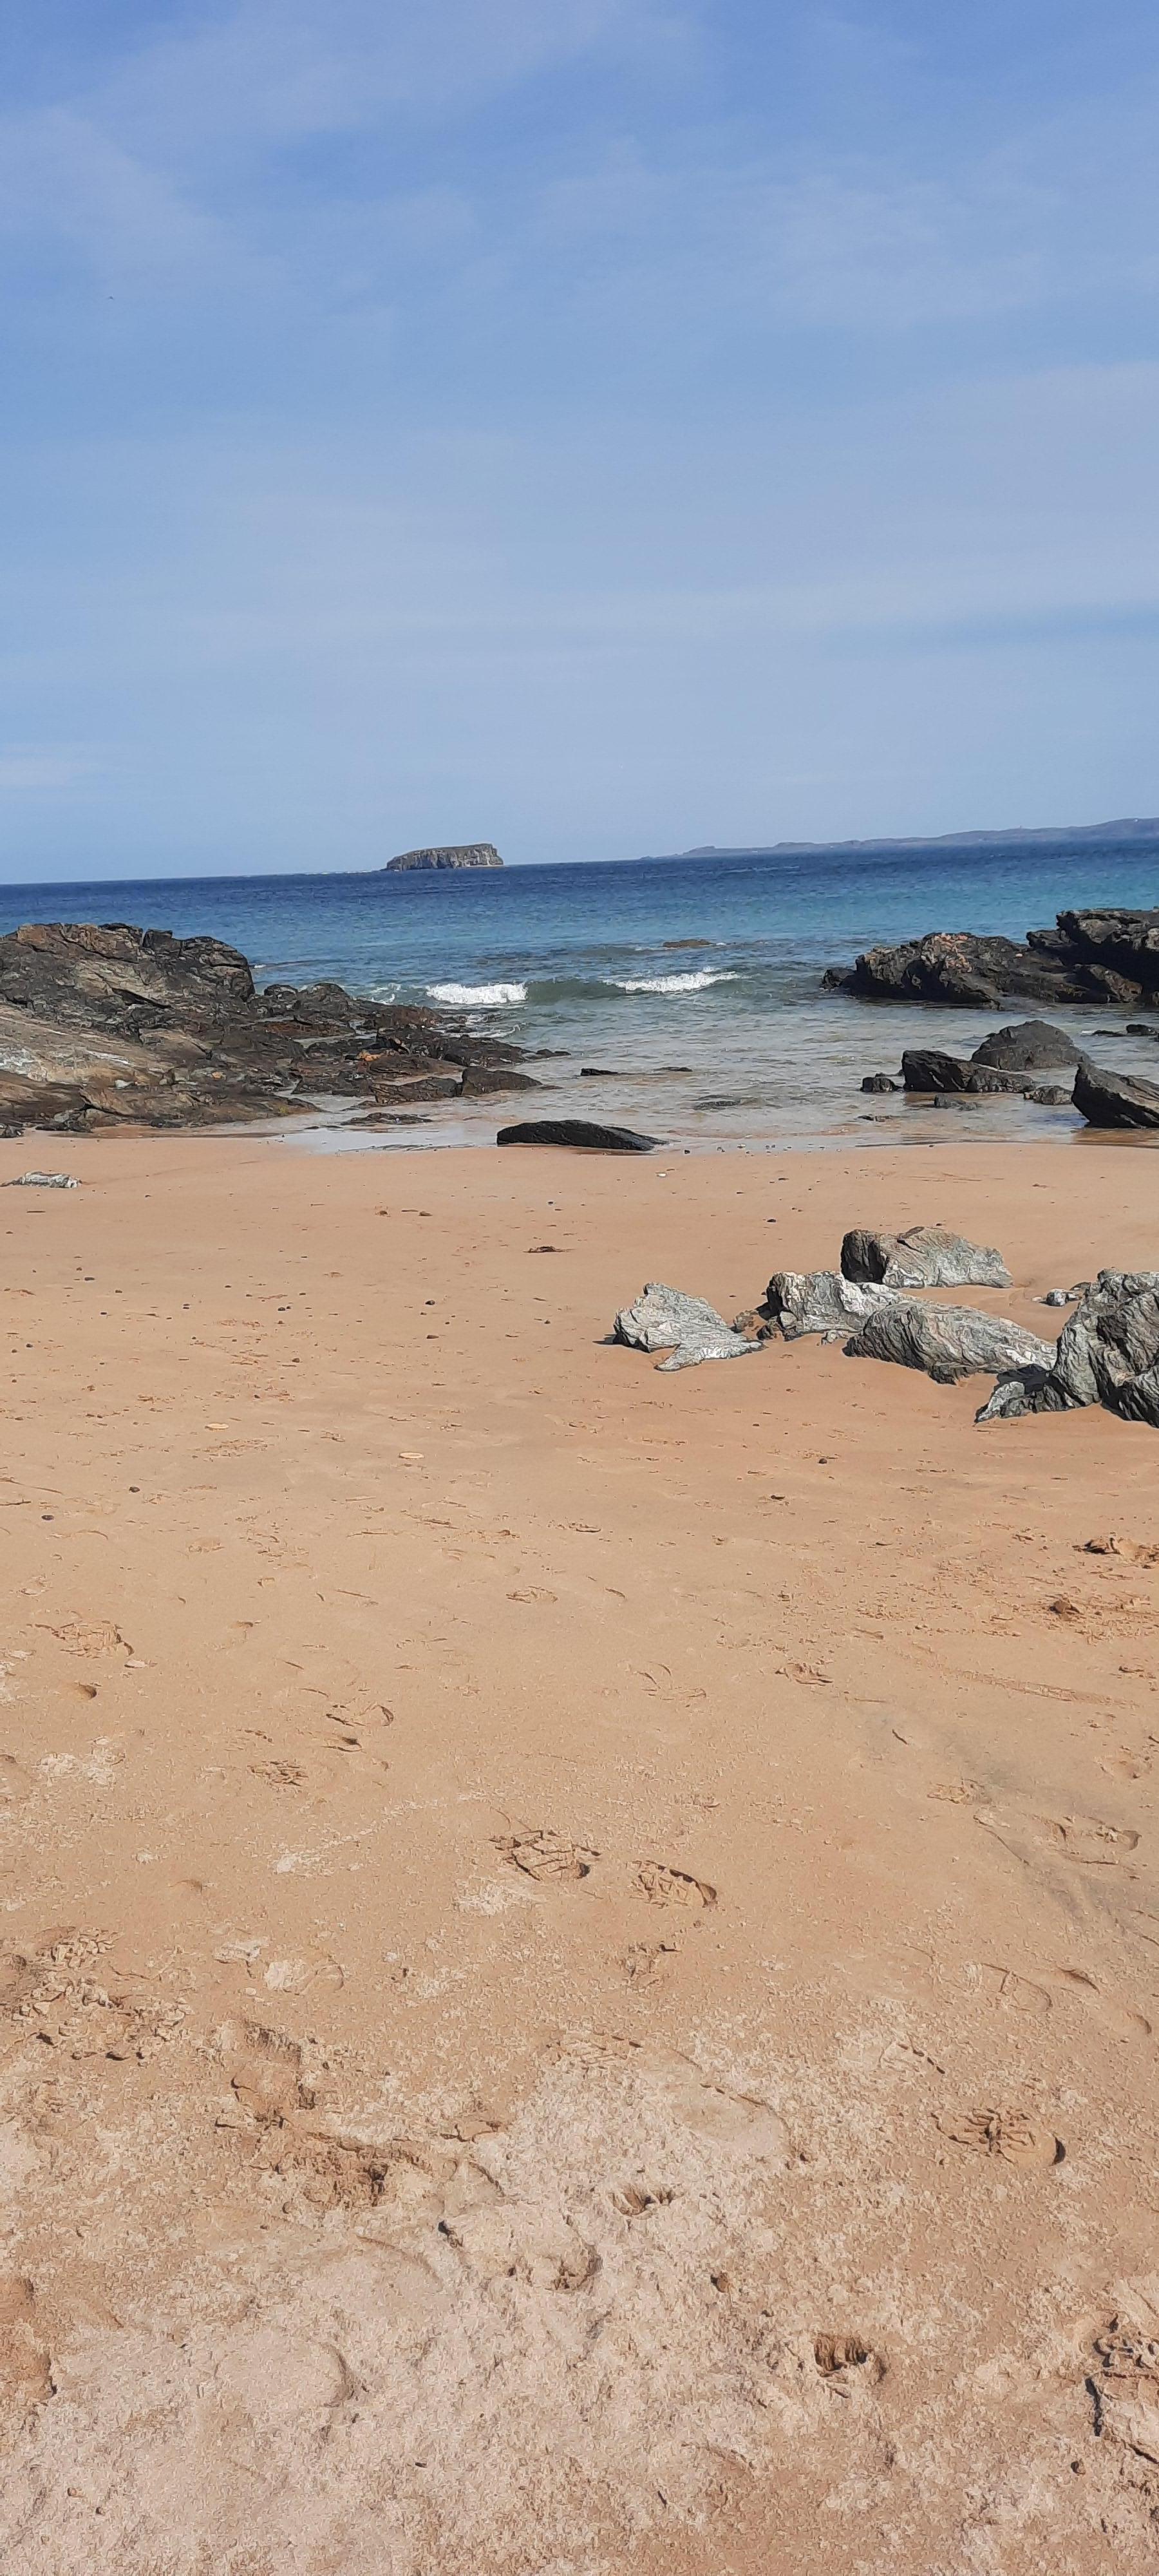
[1027,1084,1074,1105]
[498,1119,659,1151]
[970,1019,1083,1070]
[614,1283,762,1370]
[840,1224,1012,1290]
[5,1170,79,1188]
[860,1073,898,1093]
[844,1302,1053,1385]
[458,1068,540,1097]
[1073,1059,1159,1130]
[901,1049,1037,1096]
[1042,1289,1068,1307]
[977,1270,1159,1426]
[764,1270,901,1339]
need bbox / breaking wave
[612,969,739,996]
[426,980,528,1007]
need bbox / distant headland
[645,817,1159,860]
[381,844,503,873]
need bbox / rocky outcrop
[0,920,537,1131]
[497,1119,659,1151]
[977,1271,1159,1426]
[825,909,1159,1009]
[614,1284,761,1370]
[383,845,503,871]
[764,1271,901,1338]
[840,1225,1011,1289]
[844,1302,1054,1385]
[1073,1059,1159,1130]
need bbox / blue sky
[2,0,1158,875]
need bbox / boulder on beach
[970,1019,1083,1070]
[844,1302,1054,1386]
[900,1049,1049,1097]
[614,1283,761,1370]
[840,1224,1012,1290]
[498,1119,660,1151]
[860,1073,898,1093]
[1073,1059,1159,1130]
[825,909,1159,1009]
[977,1271,1159,1426]
[764,1270,901,1340]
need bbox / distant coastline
[645,816,1159,861]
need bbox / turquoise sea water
[1,843,1156,1149]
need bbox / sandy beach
[2,1126,1158,2573]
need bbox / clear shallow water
[1,845,1156,1150]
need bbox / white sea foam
[614,969,739,995]
[426,980,527,1007]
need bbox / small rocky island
[382,844,503,872]
[0,921,536,1133]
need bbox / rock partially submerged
[1073,1059,1159,1130]
[840,1224,1012,1290]
[900,1049,1052,1097]
[970,1019,1083,1070]
[614,1283,761,1370]
[764,1271,901,1339]
[498,1119,660,1151]
[845,1302,1054,1385]
[825,909,1159,1009]
[977,1271,1159,1426]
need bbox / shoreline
[3,1128,1158,2572]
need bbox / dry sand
[1,1128,1158,2573]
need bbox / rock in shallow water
[840,1224,1011,1290]
[1073,1059,1159,1130]
[844,1302,1054,1385]
[614,1283,761,1370]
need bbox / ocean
[1,842,1156,1150]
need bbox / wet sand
[2,1129,1158,2573]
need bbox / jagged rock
[497,1119,659,1151]
[977,1271,1159,1427]
[840,1225,1011,1290]
[844,1301,1053,1385]
[970,1019,1083,1070]
[1028,1084,1073,1106]
[1073,1059,1159,1130]
[900,1050,1036,1095]
[614,1283,761,1370]
[1055,907,1159,992]
[0,921,254,1026]
[1126,1022,1159,1038]
[860,1073,898,1093]
[764,1271,901,1339]
[824,931,1070,1007]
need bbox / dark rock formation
[860,1073,898,1093]
[459,1068,540,1097]
[497,1119,659,1151]
[977,1271,1159,1426]
[1073,1059,1159,1130]
[840,1225,1011,1290]
[901,1048,1051,1097]
[383,844,502,871]
[824,909,1159,1009]
[0,919,537,1131]
[970,1020,1082,1070]
[844,1302,1053,1385]
[614,1283,761,1370]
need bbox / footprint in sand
[814,2333,886,2383]
[560,2034,789,2162]
[634,1861,717,1910]
[976,1806,1140,1867]
[938,2107,1064,2168]
[45,1619,130,1658]
[497,1828,597,1883]
[1088,2315,1159,2464]
[440,2204,599,2290]
[1049,1965,1152,2038]
[975,1964,1053,2017]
